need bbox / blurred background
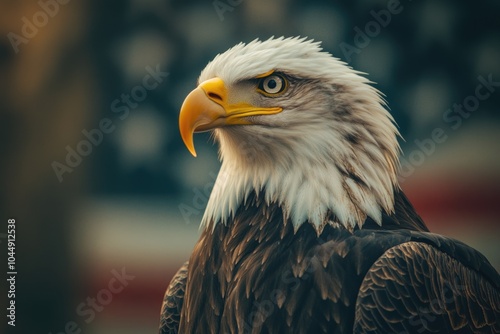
[0,0,499,333]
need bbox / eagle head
[179,37,400,232]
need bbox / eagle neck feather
[201,132,399,233]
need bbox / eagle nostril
[208,92,223,102]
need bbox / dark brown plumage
[160,263,188,334]
[159,189,500,333]
[355,242,500,333]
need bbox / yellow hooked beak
[179,77,282,156]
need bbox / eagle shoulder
[354,241,500,333]
[159,261,189,334]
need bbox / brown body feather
[159,189,500,333]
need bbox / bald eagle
[159,37,500,334]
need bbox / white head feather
[197,37,400,233]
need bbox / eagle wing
[354,241,500,333]
[159,261,188,334]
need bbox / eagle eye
[257,74,287,96]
